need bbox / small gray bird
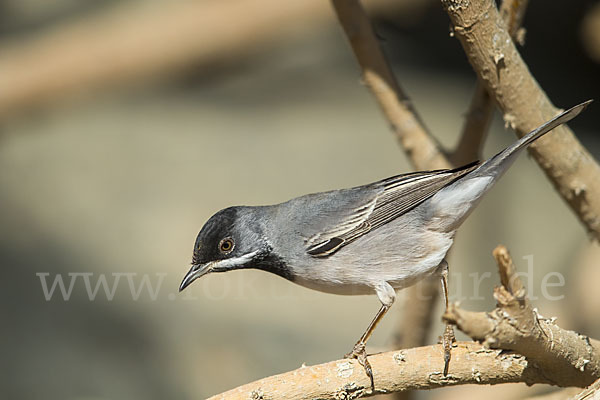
[179,101,590,387]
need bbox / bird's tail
[425,100,591,232]
[472,100,592,178]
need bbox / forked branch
[442,0,600,240]
[444,246,600,388]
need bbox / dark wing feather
[306,161,480,257]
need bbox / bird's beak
[179,262,213,292]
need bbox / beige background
[2,1,599,399]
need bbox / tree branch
[450,0,528,165]
[208,342,554,399]
[208,245,600,399]
[331,0,451,171]
[444,245,600,388]
[450,82,494,165]
[441,0,600,240]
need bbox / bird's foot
[344,341,374,391]
[441,324,456,376]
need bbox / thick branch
[441,0,600,240]
[208,342,553,399]
[450,0,529,165]
[444,246,600,388]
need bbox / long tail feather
[427,100,592,232]
[474,100,592,177]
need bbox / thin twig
[331,0,451,171]
[500,0,529,39]
[441,0,600,240]
[450,82,494,164]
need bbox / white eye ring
[219,237,235,254]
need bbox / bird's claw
[442,324,455,376]
[344,342,374,391]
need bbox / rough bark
[444,246,600,388]
[441,0,600,240]
[208,342,552,399]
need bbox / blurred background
[2,0,599,399]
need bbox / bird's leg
[345,282,394,391]
[439,259,455,375]
[344,303,389,390]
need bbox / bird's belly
[291,214,454,296]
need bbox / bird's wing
[305,161,480,257]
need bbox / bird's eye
[219,237,234,254]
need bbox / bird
[179,100,591,389]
